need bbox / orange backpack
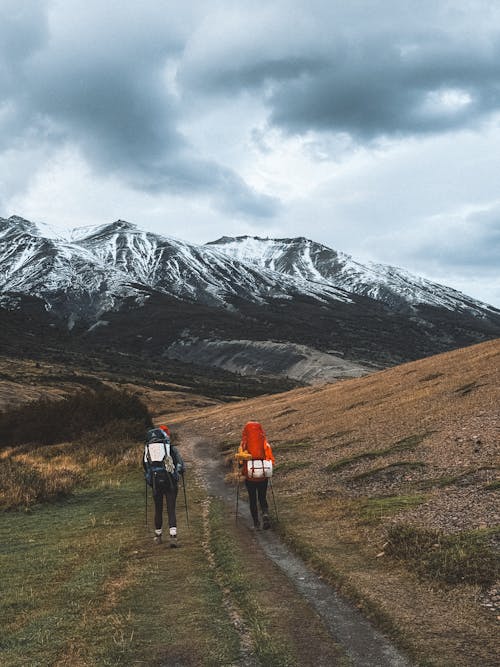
[241,421,266,459]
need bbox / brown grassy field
[0,359,347,665]
[169,338,500,666]
[1,340,498,665]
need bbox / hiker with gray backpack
[143,426,185,547]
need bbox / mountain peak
[71,219,138,242]
[3,215,41,236]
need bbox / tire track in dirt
[184,431,413,667]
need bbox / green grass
[349,461,426,482]
[324,433,431,474]
[324,451,381,472]
[208,498,299,666]
[275,461,312,474]
[358,494,428,524]
[386,524,500,587]
[0,470,242,666]
[276,440,313,452]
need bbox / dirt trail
[182,430,413,667]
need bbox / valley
[0,339,498,665]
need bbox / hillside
[0,339,498,665]
[171,338,500,665]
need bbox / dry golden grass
[173,339,500,532]
[172,339,500,666]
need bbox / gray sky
[1,0,500,305]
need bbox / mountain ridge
[1,215,499,380]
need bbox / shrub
[386,524,499,587]
[0,458,83,509]
[0,387,152,447]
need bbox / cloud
[0,0,276,218]
[1,1,499,305]
[180,1,500,141]
[403,205,500,274]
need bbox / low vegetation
[358,494,428,524]
[177,339,500,665]
[0,387,152,509]
[324,433,430,473]
[0,386,151,448]
[386,524,500,587]
[0,458,83,509]
[349,461,426,481]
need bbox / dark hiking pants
[153,479,178,531]
[245,479,269,525]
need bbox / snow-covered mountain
[0,217,351,318]
[1,215,499,378]
[208,235,497,318]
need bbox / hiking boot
[169,527,178,548]
[262,514,271,530]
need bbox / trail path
[182,430,413,667]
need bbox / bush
[386,524,499,587]
[0,458,83,509]
[0,387,152,447]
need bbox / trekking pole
[181,473,190,528]
[269,479,279,522]
[145,478,148,529]
[235,475,240,523]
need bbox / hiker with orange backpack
[236,421,275,529]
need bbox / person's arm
[172,446,185,474]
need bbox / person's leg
[165,482,179,546]
[257,480,270,528]
[153,486,164,543]
[245,479,259,527]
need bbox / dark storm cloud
[269,34,500,140]
[0,1,278,218]
[180,1,500,141]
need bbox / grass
[0,457,84,509]
[349,461,426,482]
[417,466,499,490]
[0,388,151,510]
[0,470,242,666]
[208,498,297,666]
[0,386,152,448]
[274,461,312,474]
[276,440,313,451]
[386,524,500,587]
[324,433,431,473]
[358,494,428,524]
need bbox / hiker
[143,427,185,547]
[236,421,275,529]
